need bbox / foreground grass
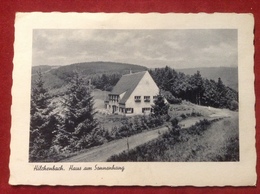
[107,114,239,162]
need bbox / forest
[149,66,238,110]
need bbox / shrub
[180,114,187,119]
[224,136,239,161]
[170,118,179,128]
[191,111,202,117]
[228,100,239,111]
[161,90,182,104]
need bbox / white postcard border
[9,12,256,186]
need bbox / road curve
[61,127,169,162]
[61,109,231,163]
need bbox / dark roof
[111,71,146,104]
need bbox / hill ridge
[31,61,148,90]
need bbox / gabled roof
[110,71,146,104]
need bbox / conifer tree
[217,77,228,108]
[30,71,59,161]
[188,71,204,105]
[152,94,169,118]
[62,71,98,149]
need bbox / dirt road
[61,105,232,162]
[61,127,169,162]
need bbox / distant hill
[50,61,147,75]
[176,67,238,91]
[31,65,53,74]
[31,61,148,90]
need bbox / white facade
[105,71,160,115]
[124,72,159,115]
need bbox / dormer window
[134,96,141,102]
[109,95,119,102]
[144,96,150,102]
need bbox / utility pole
[127,135,129,153]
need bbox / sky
[32,29,237,69]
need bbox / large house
[105,71,160,115]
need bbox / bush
[224,136,239,161]
[180,114,187,119]
[161,90,182,104]
[185,119,211,135]
[110,115,166,140]
[228,100,239,111]
[191,111,202,117]
[170,118,179,128]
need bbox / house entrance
[112,105,117,113]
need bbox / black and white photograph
[30,29,239,163]
[10,13,255,186]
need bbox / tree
[152,94,169,118]
[30,71,59,161]
[217,77,228,108]
[201,79,219,107]
[161,90,182,104]
[92,73,121,91]
[189,71,204,105]
[161,66,176,91]
[61,71,98,150]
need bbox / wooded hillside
[177,67,238,91]
[149,66,238,110]
[31,61,147,90]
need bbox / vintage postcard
[9,13,256,186]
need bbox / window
[153,96,157,102]
[134,96,141,102]
[144,96,150,102]
[125,108,134,114]
[142,107,151,113]
[109,95,119,102]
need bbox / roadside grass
[168,101,210,118]
[107,114,239,162]
[165,116,239,161]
